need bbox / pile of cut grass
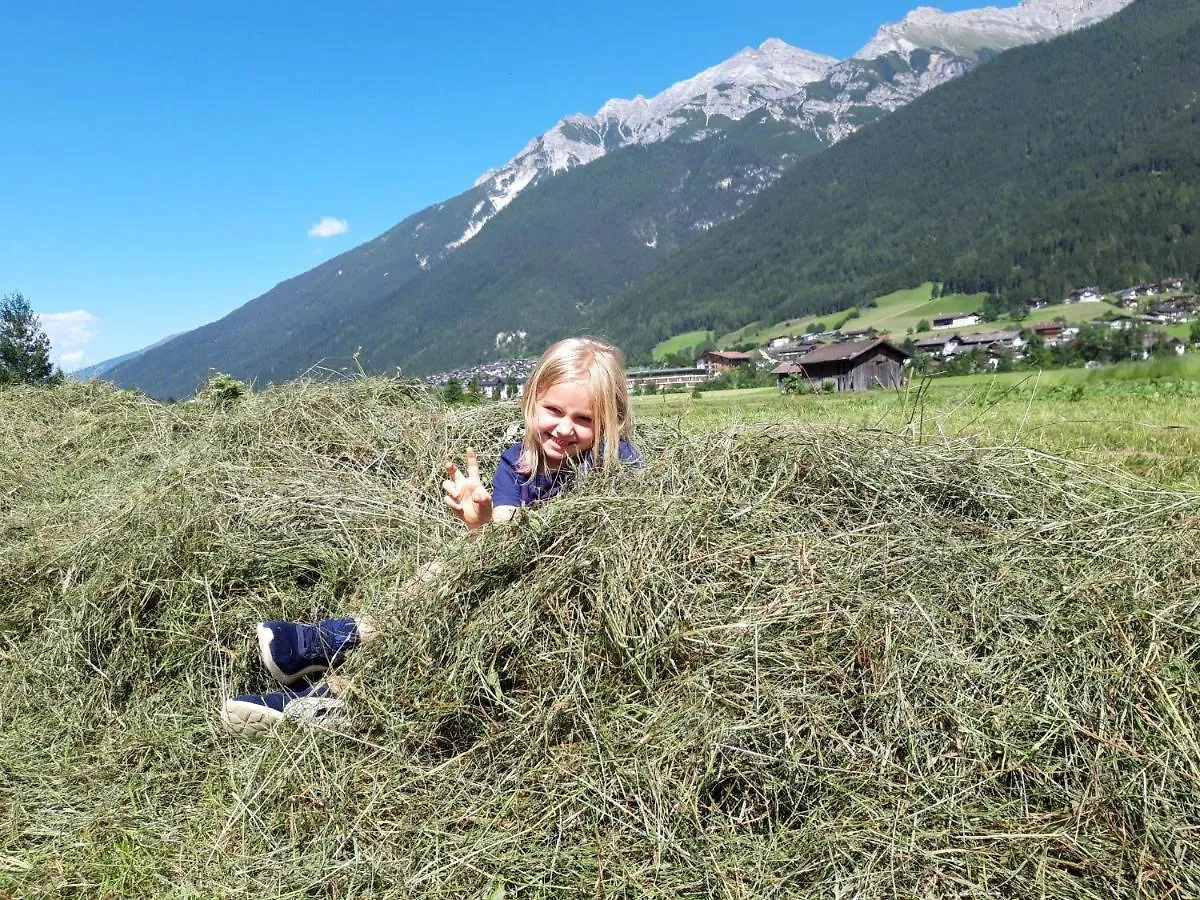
[1,379,1198,897]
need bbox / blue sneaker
[257,617,360,685]
[221,682,345,737]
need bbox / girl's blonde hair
[518,336,633,474]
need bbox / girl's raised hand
[443,447,493,530]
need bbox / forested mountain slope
[593,0,1200,358]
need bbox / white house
[932,313,984,330]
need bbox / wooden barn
[772,338,910,392]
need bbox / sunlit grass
[634,364,1200,487]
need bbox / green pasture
[718,309,857,346]
[836,284,985,335]
[907,299,1119,340]
[634,355,1200,487]
[651,329,713,361]
[710,283,1139,351]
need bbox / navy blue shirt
[491,439,641,508]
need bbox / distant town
[425,278,1195,398]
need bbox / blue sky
[1,0,980,369]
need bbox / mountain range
[108,0,1140,397]
[592,0,1200,356]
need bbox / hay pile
[1,379,1198,897]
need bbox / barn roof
[953,330,1022,346]
[794,338,910,365]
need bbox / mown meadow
[639,356,1200,488]
[1,362,1197,897]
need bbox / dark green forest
[594,0,1200,360]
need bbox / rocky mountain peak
[449,0,1136,255]
[855,0,1135,59]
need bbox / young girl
[221,336,638,736]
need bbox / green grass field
[836,284,985,335]
[634,355,1200,487]
[651,329,713,361]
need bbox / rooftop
[795,338,910,365]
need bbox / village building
[932,313,984,330]
[699,350,752,373]
[426,358,537,398]
[626,366,710,392]
[1142,332,1185,359]
[838,329,873,343]
[951,329,1025,351]
[1029,322,1081,347]
[1118,284,1159,303]
[1066,286,1103,303]
[1024,297,1049,312]
[914,335,957,357]
[1149,296,1198,323]
[771,338,910,392]
[770,340,822,363]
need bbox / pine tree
[441,378,463,405]
[0,292,57,385]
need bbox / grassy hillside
[838,286,987,334]
[2,378,1199,896]
[705,283,1116,353]
[651,329,713,362]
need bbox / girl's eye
[544,406,562,415]
[578,417,593,426]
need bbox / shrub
[198,370,249,404]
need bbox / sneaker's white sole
[257,623,329,686]
[221,695,347,738]
[221,697,286,737]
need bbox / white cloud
[308,216,349,238]
[37,309,99,372]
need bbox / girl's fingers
[465,447,480,481]
[443,494,463,512]
[473,489,491,508]
[442,478,459,499]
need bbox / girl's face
[532,379,596,468]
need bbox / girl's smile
[533,380,596,468]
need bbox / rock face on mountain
[108,0,1138,397]
[857,0,1134,58]
[447,0,1133,254]
[458,40,839,248]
